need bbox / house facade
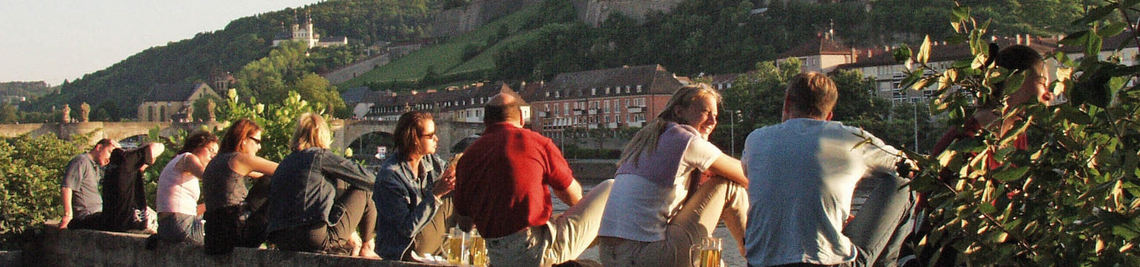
[138,83,218,122]
[528,64,685,136]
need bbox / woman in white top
[598,84,749,267]
[155,131,218,244]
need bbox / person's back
[742,72,912,267]
[744,119,898,265]
[454,121,567,239]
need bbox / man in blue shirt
[742,72,914,267]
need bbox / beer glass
[443,227,468,264]
[468,229,488,266]
[690,236,722,267]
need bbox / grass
[338,3,543,89]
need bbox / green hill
[28,0,445,119]
[339,1,552,89]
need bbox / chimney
[1026,34,1032,46]
[1016,34,1023,45]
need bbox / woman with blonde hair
[202,118,278,254]
[598,83,750,266]
[267,112,379,257]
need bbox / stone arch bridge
[0,120,485,156]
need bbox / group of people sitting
[59,45,1054,266]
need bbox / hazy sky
[1,0,321,85]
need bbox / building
[138,83,218,122]
[361,82,530,124]
[272,12,348,49]
[528,64,685,136]
[776,31,862,74]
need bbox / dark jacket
[266,148,375,233]
[373,152,447,260]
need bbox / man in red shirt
[454,92,614,266]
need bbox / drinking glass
[690,236,722,267]
[443,227,468,264]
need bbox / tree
[904,5,1140,265]
[0,103,17,124]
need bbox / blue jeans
[841,174,915,267]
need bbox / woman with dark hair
[202,118,279,254]
[372,111,457,260]
[155,131,218,244]
[598,84,750,266]
[267,113,379,257]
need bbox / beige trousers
[598,177,749,267]
[485,179,615,267]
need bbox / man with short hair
[60,138,119,230]
[454,92,614,266]
[742,72,914,267]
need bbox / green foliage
[0,103,18,124]
[234,42,345,116]
[906,4,1140,265]
[216,89,320,161]
[0,134,88,249]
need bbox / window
[604,100,611,113]
[606,87,611,95]
[636,85,643,92]
[591,88,597,96]
[563,103,569,116]
[555,91,560,98]
[625,86,631,93]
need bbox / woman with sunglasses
[153,131,218,244]
[202,119,279,254]
[372,111,457,260]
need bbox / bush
[0,134,87,250]
[905,6,1140,265]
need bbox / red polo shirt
[454,122,575,238]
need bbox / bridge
[0,120,486,156]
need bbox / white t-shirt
[156,153,201,215]
[600,123,723,242]
[742,118,900,266]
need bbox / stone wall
[573,0,684,26]
[428,0,543,38]
[23,227,439,267]
[323,54,391,85]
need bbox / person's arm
[146,143,165,164]
[234,153,278,178]
[59,156,85,229]
[374,167,438,239]
[320,151,375,191]
[178,153,208,179]
[708,154,748,187]
[552,179,583,206]
[60,187,73,229]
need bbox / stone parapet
[24,226,440,267]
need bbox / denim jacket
[266,148,375,233]
[373,152,446,260]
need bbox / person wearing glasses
[373,111,458,260]
[267,113,379,257]
[202,118,279,254]
[153,131,218,244]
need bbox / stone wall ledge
[24,225,442,267]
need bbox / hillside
[343,0,1088,88]
[0,81,53,99]
[26,0,446,119]
[339,0,558,89]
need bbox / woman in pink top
[155,131,218,244]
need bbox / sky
[1,0,321,86]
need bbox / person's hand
[432,175,455,199]
[59,213,72,229]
